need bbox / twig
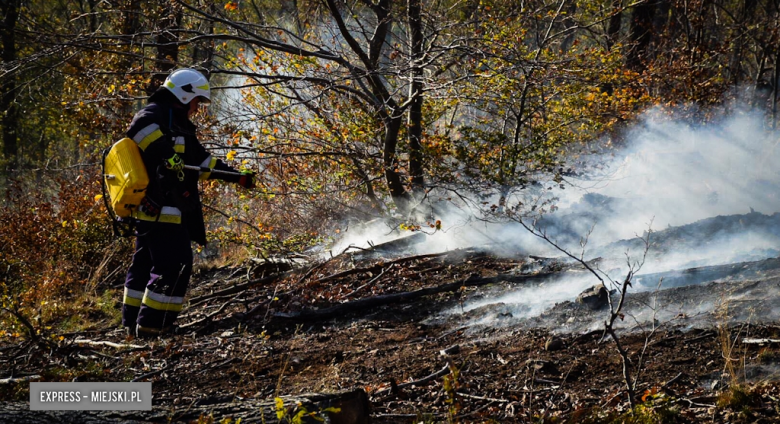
[73,339,146,349]
[1,307,38,341]
[263,284,282,322]
[344,264,394,298]
[311,252,447,284]
[677,397,716,408]
[742,338,780,344]
[186,272,288,306]
[515,215,653,409]
[180,294,242,329]
[310,264,383,284]
[662,372,684,389]
[684,331,716,344]
[186,291,243,310]
[0,374,41,384]
[373,413,431,419]
[456,401,496,418]
[373,363,451,397]
[203,204,269,260]
[131,366,171,382]
[456,392,509,403]
[295,259,329,285]
[286,271,557,321]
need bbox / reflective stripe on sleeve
[133,123,163,151]
[198,155,218,180]
[174,136,186,153]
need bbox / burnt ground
[4,212,780,423]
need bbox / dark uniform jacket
[126,96,240,245]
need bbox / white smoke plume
[330,105,780,328]
[560,107,780,240]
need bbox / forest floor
[4,213,780,423]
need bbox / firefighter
[122,68,254,338]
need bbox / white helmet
[163,68,211,104]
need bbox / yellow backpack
[101,138,149,234]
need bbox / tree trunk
[771,48,778,129]
[627,1,656,71]
[1,0,20,172]
[606,0,622,50]
[153,0,182,86]
[407,0,425,193]
[191,1,216,70]
[383,115,410,210]
[727,0,757,86]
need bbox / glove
[164,153,185,182]
[238,169,255,189]
[138,196,161,216]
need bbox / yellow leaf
[275,397,285,419]
[226,150,237,161]
[94,194,103,202]
[62,220,68,227]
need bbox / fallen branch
[683,331,716,344]
[186,272,289,307]
[1,307,38,341]
[661,372,685,389]
[457,392,510,403]
[73,339,146,350]
[283,271,557,321]
[373,363,452,397]
[180,294,242,329]
[0,374,41,384]
[344,264,394,298]
[742,338,780,345]
[130,366,171,382]
[677,396,716,408]
[456,400,496,419]
[311,252,446,285]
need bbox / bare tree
[513,213,653,408]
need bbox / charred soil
[4,213,780,422]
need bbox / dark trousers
[122,220,192,330]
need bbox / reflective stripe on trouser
[122,220,192,330]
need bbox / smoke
[561,107,780,238]
[334,106,780,256]
[330,105,780,330]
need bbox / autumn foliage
[2,0,780,337]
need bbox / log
[281,271,558,321]
[348,232,428,260]
[0,389,370,424]
[632,257,780,289]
